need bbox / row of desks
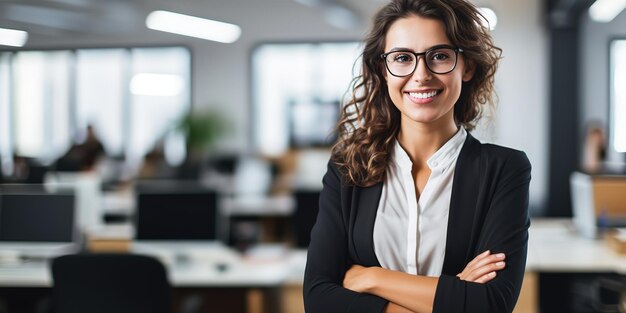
[0,219,624,313]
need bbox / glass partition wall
[0,46,191,178]
[251,42,361,156]
[610,39,626,155]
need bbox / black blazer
[303,132,531,313]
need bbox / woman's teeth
[408,90,439,99]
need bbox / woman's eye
[430,50,452,62]
[393,53,413,63]
[431,52,450,61]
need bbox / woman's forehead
[384,15,451,51]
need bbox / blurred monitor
[131,181,222,259]
[570,172,597,238]
[134,184,217,241]
[570,172,626,238]
[0,189,77,258]
[289,99,339,148]
[293,190,321,248]
[45,172,103,235]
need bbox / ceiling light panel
[589,0,626,22]
[146,10,241,43]
[0,27,28,47]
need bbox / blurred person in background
[581,121,606,174]
[137,139,176,180]
[56,125,105,172]
[303,0,531,312]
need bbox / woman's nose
[412,57,432,82]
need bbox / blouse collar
[392,127,467,173]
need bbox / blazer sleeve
[303,162,389,313]
[433,150,532,313]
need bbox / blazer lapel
[352,182,383,267]
[441,132,482,275]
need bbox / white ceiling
[0,0,385,39]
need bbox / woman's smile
[405,89,442,104]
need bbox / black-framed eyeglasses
[380,45,464,77]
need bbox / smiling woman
[303,0,531,312]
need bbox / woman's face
[383,14,473,129]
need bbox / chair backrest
[51,253,171,313]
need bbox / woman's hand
[343,264,379,293]
[344,265,438,313]
[344,266,416,313]
[457,250,506,283]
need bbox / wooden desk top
[527,218,626,274]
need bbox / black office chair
[50,253,172,313]
[293,190,321,248]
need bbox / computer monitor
[131,182,224,262]
[134,182,218,241]
[0,189,77,258]
[45,172,103,235]
[289,99,339,148]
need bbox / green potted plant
[177,110,226,161]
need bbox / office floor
[515,272,538,313]
[280,284,305,313]
[248,285,304,313]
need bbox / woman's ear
[462,61,476,82]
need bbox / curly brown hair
[331,0,502,187]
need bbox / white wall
[475,0,548,214]
[580,9,626,165]
[24,0,548,212]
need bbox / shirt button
[432,162,438,167]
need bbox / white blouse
[373,128,467,276]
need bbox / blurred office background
[0,0,625,312]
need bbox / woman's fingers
[464,250,490,269]
[471,253,506,272]
[457,251,507,283]
[457,250,490,278]
[457,250,494,277]
[464,260,506,281]
[474,271,497,284]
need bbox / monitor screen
[0,193,75,243]
[135,189,217,241]
[289,99,339,148]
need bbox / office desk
[522,218,626,313]
[221,195,296,245]
[221,195,295,217]
[0,256,294,288]
[0,248,301,313]
[527,218,626,274]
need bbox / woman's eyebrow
[387,44,454,53]
[388,47,414,52]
